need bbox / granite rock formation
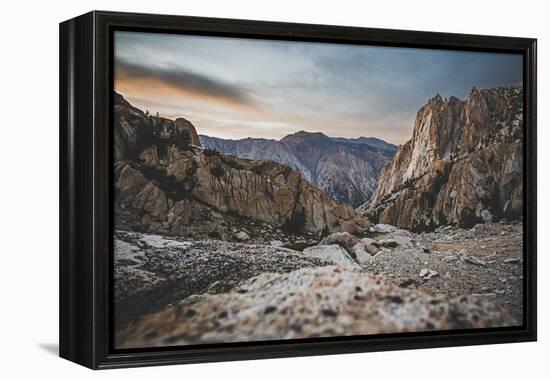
[117,265,516,348]
[364,86,523,231]
[114,230,332,329]
[114,92,368,235]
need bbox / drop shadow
[38,343,59,356]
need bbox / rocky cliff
[201,132,396,208]
[114,92,367,235]
[114,92,200,162]
[365,86,523,231]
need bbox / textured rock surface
[319,232,361,254]
[117,266,516,348]
[358,222,524,322]
[114,92,366,234]
[201,132,396,207]
[302,245,360,269]
[114,230,332,329]
[114,92,200,162]
[365,86,523,231]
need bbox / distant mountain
[200,131,396,207]
[330,136,396,150]
[363,86,523,231]
[197,136,313,181]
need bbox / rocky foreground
[114,230,331,330]
[115,221,523,348]
[118,266,514,348]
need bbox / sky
[114,31,523,145]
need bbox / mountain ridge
[200,130,396,207]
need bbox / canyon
[113,87,524,347]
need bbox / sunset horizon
[115,31,522,145]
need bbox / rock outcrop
[319,232,361,253]
[117,265,516,348]
[302,245,360,269]
[201,132,396,207]
[365,86,523,231]
[114,230,333,329]
[114,92,200,162]
[114,92,367,234]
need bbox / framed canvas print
[59,11,537,369]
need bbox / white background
[0,0,546,378]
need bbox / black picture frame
[59,10,537,369]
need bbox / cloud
[114,32,523,145]
[115,60,253,108]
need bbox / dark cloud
[116,60,252,106]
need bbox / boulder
[270,240,284,247]
[377,238,398,248]
[371,224,396,233]
[131,182,169,219]
[302,245,360,269]
[351,243,374,265]
[319,232,360,254]
[480,209,494,223]
[365,244,380,255]
[235,231,250,241]
[114,162,149,203]
[392,235,413,246]
[419,269,439,280]
[340,220,359,234]
[361,237,377,246]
